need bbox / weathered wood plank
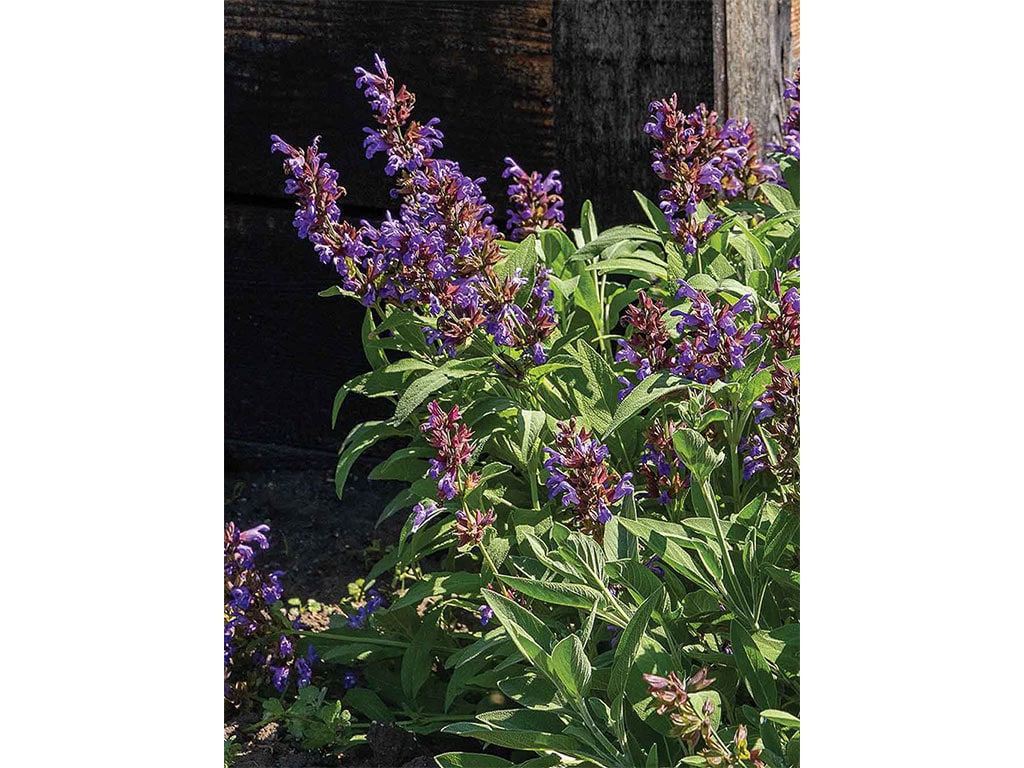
[722,0,793,141]
[552,0,716,227]
[225,202,394,452]
[225,0,555,212]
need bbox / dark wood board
[225,201,394,454]
[552,0,717,228]
[226,0,556,213]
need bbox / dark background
[225,0,795,467]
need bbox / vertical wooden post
[717,0,794,138]
[552,0,716,227]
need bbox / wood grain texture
[552,0,716,228]
[722,0,793,142]
[226,0,555,212]
[225,202,394,452]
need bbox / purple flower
[669,281,761,384]
[411,500,441,532]
[645,556,665,578]
[239,524,271,549]
[347,588,387,629]
[342,670,359,690]
[279,635,294,657]
[739,435,767,480]
[272,55,560,371]
[478,605,495,626]
[768,69,800,160]
[543,419,632,538]
[502,157,566,241]
[421,401,476,501]
[645,98,778,251]
[295,645,317,688]
[270,665,290,693]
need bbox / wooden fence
[225,0,795,463]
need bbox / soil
[225,452,443,767]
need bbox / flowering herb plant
[262,55,800,767]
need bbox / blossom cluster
[455,507,497,547]
[769,69,800,160]
[637,419,690,504]
[272,54,556,370]
[543,418,633,538]
[421,400,477,500]
[615,290,674,400]
[738,434,767,480]
[645,97,779,253]
[644,668,761,766]
[254,634,318,693]
[761,279,800,358]
[346,588,388,629]
[615,283,762,396]
[671,281,761,384]
[225,522,311,701]
[753,356,800,494]
[502,157,566,241]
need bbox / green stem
[697,479,756,627]
[299,631,408,648]
[478,539,501,579]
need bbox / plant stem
[697,479,756,627]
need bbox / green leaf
[633,190,671,234]
[731,620,777,708]
[572,266,603,340]
[706,253,736,281]
[644,531,718,593]
[762,510,799,567]
[760,709,800,728]
[762,563,800,592]
[580,200,598,243]
[693,408,729,431]
[401,610,439,701]
[516,409,547,469]
[434,753,516,768]
[497,673,562,710]
[550,634,592,698]
[368,446,431,482]
[572,225,663,261]
[390,369,451,425]
[496,574,606,610]
[604,371,691,439]
[361,309,389,370]
[685,273,718,292]
[671,428,725,483]
[608,586,663,701]
[760,184,797,213]
[494,234,539,286]
[588,256,668,280]
[441,723,577,754]
[564,341,620,434]
[335,421,401,499]
[481,589,554,663]
[342,688,393,722]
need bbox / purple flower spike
[503,157,566,241]
[478,605,495,626]
[542,418,632,539]
[270,665,290,693]
[645,98,778,252]
[739,435,767,480]
[768,69,800,160]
